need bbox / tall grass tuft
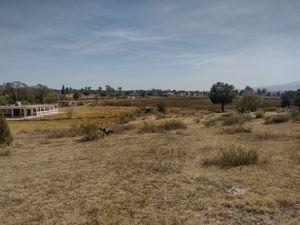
[264,114,289,124]
[0,113,13,147]
[156,101,167,114]
[204,145,258,167]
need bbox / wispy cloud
[0,0,299,89]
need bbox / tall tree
[209,82,236,112]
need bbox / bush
[119,113,136,124]
[139,122,158,133]
[204,145,258,167]
[264,114,289,124]
[223,125,252,134]
[66,107,74,119]
[0,113,13,147]
[156,101,167,114]
[139,120,186,133]
[45,123,101,141]
[222,113,253,126]
[238,92,262,112]
[163,120,187,130]
[136,105,152,116]
[0,148,10,156]
[80,123,102,142]
[80,130,101,142]
[255,110,265,118]
[288,108,300,121]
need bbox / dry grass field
[7,106,135,134]
[0,105,299,225]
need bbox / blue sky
[0,0,299,90]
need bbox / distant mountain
[257,81,300,92]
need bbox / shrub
[255,110,265,118]
[238,92,262,112]
[156,101,167,114]
[163,120,187,130]
[80,123,102,142]
[136,105,152,116]
[223,125,252,134]
[139,120,186,133]
[253,130,286,140]
[45,123,101,140]
[80,130,101,142]
[0,113,13,147]
[222,113,253,126]
[204,145,258,167]
[119,113,136,124]
[139,122,158,133]
[0,148,10,156]
[66,107,74,119]
[264,114,289,124]
[288,108,300,121]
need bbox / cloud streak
[0,0,299,89]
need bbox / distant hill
[257,81,300,92]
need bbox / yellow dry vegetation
[7,106,135,134]
[0,108,299,225]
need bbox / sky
[0,0,299,90]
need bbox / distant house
[0,103,59,120]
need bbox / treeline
[0,81,299,107]
[0,81,59,105]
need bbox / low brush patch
[139,120,187,133]
[222,125,252,134]
[222,113,253,126]
[204,145,259,167]
[264,114,289,124]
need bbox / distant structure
[58,100,76,107]
[0,102,58,120]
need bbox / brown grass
[203,145,259,167]
[222,125,252,134]
[0,106,299,225]
[139,120,187,133]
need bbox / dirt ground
[0,110,299,225]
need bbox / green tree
[281,91,296,107]
[73,91,82,100]
[239,92,262,112]
[295,89,300,108]
[209,82,236,112]
[0,113,13,147]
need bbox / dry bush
[139,122,159,133]
[288,109,300,121]
[253,130,287,140]
[255,110,265,118]
[264,114,289,124]
[223,125,252,134]
[204,145,259,167]
[139,120,186,133]
[80,130,101,142]
[194,118,200,123]
[46,126,82,138]
[119,112,137,124]
[156,101,167,114]
[222,113,253,126]
[112,124,137,134]
[163,120,187,130]
[66,107,74,119]
[136,105,153,116]
[0,113,13,147]
[203,116,223,127]
[79,123,102,142]
[43,123,101,140]
[0,147,10,156]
